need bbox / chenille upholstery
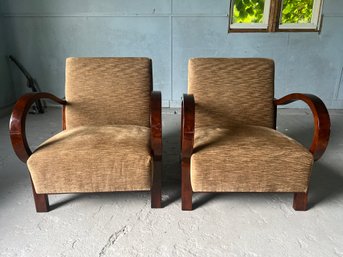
[191,126,313,192]
[187,58,313,194]
[65,57,151,129]
[10,57,163,212]
[27,57,155,194]
[188,58,275,128]
[28,126,152,193]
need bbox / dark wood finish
[62,105,66,130]
[150,91,162,208]
[182,158,193,210]
[181,94,195,160]
[229,28,319,33]
[9,92,67,163]
[273,99,277,130]
[268,0,281,32]
[31,179,49,212]
[293,192,308,211]
[274,93,331,161]
[229,28,268,33]
[275,93,330,211]
[277,28,319,33]
[181,94,195,210]
[9,92,66,212]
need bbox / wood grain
[275,93,330,211]
[150,91,162,208]
[9,92,67,163]
[9,92,66,212]
[274,93,331,161]
[293,192,308,211]
[181,94,195,210]
[62,105,66,130]
[31,179,49,212]
[268,0,282,32]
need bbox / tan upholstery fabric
[191,126,313,192]
[65,57,151,129]
[188,58,275,128]
[27,126,152,193]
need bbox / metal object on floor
[9,55,45,114]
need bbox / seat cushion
[191,126,314,192]
[27,126,152,194]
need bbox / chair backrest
[188,58,275,128]
[65,57,152,129]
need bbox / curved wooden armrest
[9,92,67,163]
[181,94,195,159]
[150,91,162,159]
[274,93,331,161]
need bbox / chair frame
[181,93,330,211]
[9,91,162,212]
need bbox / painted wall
[0,0,342,108]
[0,11,15,112]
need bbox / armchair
[10,57,162,212]
[181,58,330,211]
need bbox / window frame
[229,0,323,33]
[229,0,271,31]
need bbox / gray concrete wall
[0,0,342,108]
[0,9,15,114]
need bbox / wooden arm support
[274,93,331,161]
[9,92,67,163]
[181,94,195,210]
[181,94,195,159]
[150,91,162,159]
[150,91,162,208]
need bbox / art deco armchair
[10,57,162,212]
[181,58,330,211]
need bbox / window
[229,0,323,32]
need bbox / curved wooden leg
[31,181,49,212]
[182,158,192,211]
[151,159,162,208]
[293,192,308,211]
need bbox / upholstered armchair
[181,58,330,211]
[10,57,162,212]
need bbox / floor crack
[71,239,77,249]
[98,225,129,257]
[98,199,150,257]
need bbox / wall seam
[170,0,173,104]
[334,66,343,100]
[1,13,229,17]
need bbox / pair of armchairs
[9,57,330,213]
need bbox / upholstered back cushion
[188,58,275,128]
[65,57,152,129]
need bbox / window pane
[232,0,265,24]
[281,0,314,24]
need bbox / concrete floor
[0,107,342,257]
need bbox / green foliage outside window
[232,0,314,24]
[281,0,313,23]
[233,0,265,23]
